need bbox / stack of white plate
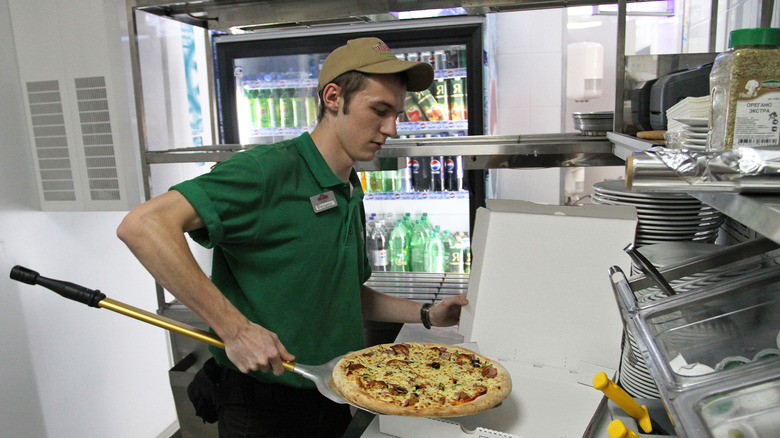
[674,117,709,150]
[592,180,723,247]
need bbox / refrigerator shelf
[398,120,468,133]
[364,191,469,200]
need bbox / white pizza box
[379,200,637,438]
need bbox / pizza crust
[332,342,512,417]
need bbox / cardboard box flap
[459,200,636,373]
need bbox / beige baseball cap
[317,37,434,93]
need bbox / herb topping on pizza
[331,342,512,417]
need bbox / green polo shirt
[172,132,371,388]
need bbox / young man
[117,37,468,437]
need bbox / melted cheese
[343,343,503,409]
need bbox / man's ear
[321,83,342,113]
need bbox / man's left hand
[430,294,469,327]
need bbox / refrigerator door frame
[212,16,486,145]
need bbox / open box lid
[379,200,640,438]
[459,199,637,375]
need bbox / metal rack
[124,1,779,437]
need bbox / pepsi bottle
[430,156,445,192]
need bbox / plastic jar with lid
[708,27,780,150]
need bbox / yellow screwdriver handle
[594,372,652,433]
[608,419,642,438]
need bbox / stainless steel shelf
[144,133,623,169]
[355,133,623,170]
[608,131,780,245]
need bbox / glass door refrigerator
[213,16,486,285]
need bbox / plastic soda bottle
[383,170,398,193]
[256,88,272,129]
[389,219,408,272]
[449,234,464,273]
[409,220,428,272]
[462,234,472,274]
[430,157,445,192]
[367,221,389,272]
[292,88,306,127]
[303,87,317,127]
[441,230,454,272]
[399,158,413,192]
[368,171,384,193]
[425,226,445,273]
[279,88,295,128]
[245,85,259,128]
[420,213,434,234]
[263,74,280,128]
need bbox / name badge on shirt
[310,191,338,213]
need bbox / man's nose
[381,116,398,138]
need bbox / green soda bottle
[409,220,427,272]
[389,219,409,272]
[424,226,445,273]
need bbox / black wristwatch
[420,302,433,329]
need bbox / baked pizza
[331,342,512,417]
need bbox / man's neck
[309,123,355,182]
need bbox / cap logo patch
[373,43,392,53]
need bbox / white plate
[674,117,708,127]
[683,132,708,140]
[684,126,710,133]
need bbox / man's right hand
[222,320,295,376]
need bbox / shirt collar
[296,132,349,189]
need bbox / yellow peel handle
[283,360,295,373]
[607,419,642,438]
[594,372,652,433]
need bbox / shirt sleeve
[171,153,265,248]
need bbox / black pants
[216,366,352,438]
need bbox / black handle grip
[10,265,106,308]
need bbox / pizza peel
[9,265,352,406]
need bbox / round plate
[674,117,708,127]
[594,181,700,202]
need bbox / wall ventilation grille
[26,80,77,202]
[74,76,120,201]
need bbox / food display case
[610,238,780,437]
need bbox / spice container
[708,27,780,151]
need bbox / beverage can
[433,79,451,120]
[414,90,445,121]
[434,50,447,71]
[420,51,434,66]
[446,48,459,69]
[404,94,425,122]
[449,78,467,121]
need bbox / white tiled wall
[491,9,566,205]
[494,9,565,135]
